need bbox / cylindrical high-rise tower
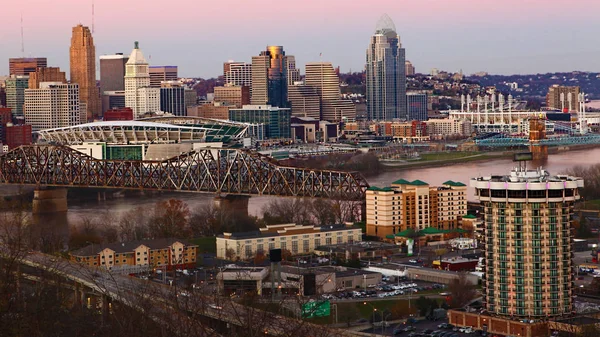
[471,159,583,318]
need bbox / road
[11,251,361,336]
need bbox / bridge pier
[214,195,250,218]
[32,188,68,214]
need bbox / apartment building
[425,118,472,138]
[24,82,86,131]
[216,223,362,261]
[472,165,583,318]
[70,238,198,272]
[366,179,467,239]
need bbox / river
[12,147,600,227]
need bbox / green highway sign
[301,300,330,318]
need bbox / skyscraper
[366,14,406,121]
[149,66,178,88]
[305,62,356,122]
[405,60,415,76]
[70,24,100,120]
[28,67,67,89]
[288,84,321,120]
[286,55,301,86]
[24,82,86,131]
[159,81,186,116]
[406,92,428,121]
[471,160,582,318]
[9,58,47,76]
[100,54,128,92]
[124,42,160,117]
[5,75,29,117]
[251,46,289,108]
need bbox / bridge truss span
[0,145,369,200]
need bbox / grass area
[580,199,600,211]
[415,151,481,161]
[189,237,216,254]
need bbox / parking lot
[321,276,448,302]
[363,318,485,336]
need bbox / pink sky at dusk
[1,0,600,77]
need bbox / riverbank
[380,143,600,171]
[380,151,512,170]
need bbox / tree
[447,272,478,308]
[225,248,236,260]
[415,296,437,317]
[338,302,361,327]
[148,199,190,238]
[253,251,266,266]
[262,198,313,225]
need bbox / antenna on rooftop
[92,0,95,34]
[20,13,25,57]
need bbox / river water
[16,148,600,227]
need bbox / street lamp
[363,302,377,324]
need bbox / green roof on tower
[392,178,411,185]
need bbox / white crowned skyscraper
[366,14,406,121]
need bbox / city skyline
[2,0,600,78]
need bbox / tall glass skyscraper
[251,46,289,108]
[366,14,406,121]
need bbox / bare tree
[447,272,478,308]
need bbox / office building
[546,85,580,112]
[286,55,301,86]
[365,14,406,120]
[251,46,289,108]
[216,222,362,260]
[103,107,133,121]
[70,238,198,272]
[124,42,160,117]
[149,66,178,88]
[214,85,250,108]
[471,162,583,318]
[405,60,415,76]
[366,179,467,239]
[9,57,47,76]
[28,67,67,89]
[100,54,128,92]
[224,61,252,88]
[70,24,100,119]
[305,62,356,122]
[5,124,32,149]
[229,105,291,139]
[24,82,86,131]
[159,81,186,116]
[288,84,321,119]
[407,92,428,121]
[101,91,126,112]
[6,75,29,116]
[187,102,231,120]
[185,89,197,109]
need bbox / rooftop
[220,223,359,240]
[472,166,583,184]
[72,238,196,256]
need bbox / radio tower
[92,0,95,34]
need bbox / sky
[2,0,600,78]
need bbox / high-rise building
[406,92,428,121]
[9,58,47,76]
[471,162,583,318]
[214,85,250,108]
[187,103,231,120]
[28,67,67,89]
[405,60,415,76]
[159,81,186,116]
[229,105,291,139]
[366,14,406,121]
[546,85,580,112]
[224,61,253,88]
[6,75,29,116]
[366,179,467,239]
[149,66,178,88]
[102,91,126,112]
[70,24,100,119]
[100,54,128,92]
[124,42,160,117]
[305,62,356,122]
[24,82,86,131]
[286,55,301,86]
[251,46,289,108]
[288,84,321,120]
